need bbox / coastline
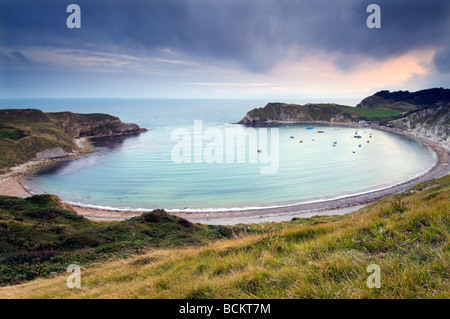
[0,124,448,225]
[0,137,95,198]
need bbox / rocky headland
[238,88,450,150]
[0,109,147,173]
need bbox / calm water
[0,98,435,211]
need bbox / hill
[238,88,450,126]
[356,88,450,110]
[0,109,146,171]
[237,101,408,126]
[0,175,448,298]
[386,104,450,151]
[0,194,234,286]
[238,103,358,125]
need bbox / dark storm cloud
[434,45,450,73]
[1,0,449,72]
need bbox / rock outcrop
[238,103,356,125]
[0,109,147,170]
[356,88,450,110]
[35,147,67,160]
[386,104,450,151]
[237,88,450,152]
[46,112,145,138]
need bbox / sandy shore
[0,125,448,225]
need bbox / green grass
[0,110,77,170]
[0,136,74,170]
[344,107,405,120]
[246,103,409,124]
[0,195,234,286]
[0,109,141,170]
[0,127,26,140]
[0,175,448,298]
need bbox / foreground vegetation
[1,175,448,299]
[0,195,234,286]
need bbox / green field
[344,107,405,120]
[0,195,235,286]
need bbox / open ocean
[0,98,436,211]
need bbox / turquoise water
[0,99,436,211]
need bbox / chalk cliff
[386,104,450,151]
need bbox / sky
[0,0,449,101]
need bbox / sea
[0,98,436,212]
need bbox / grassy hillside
[239,102,409,125]
[0,110,76,170]
[1,175,448,299]
[344,107,404,121]
[357,88,450,110]
[0,195,234,286]
[239,88,450,125]
[0,109,144,171]
[46,112,143,138]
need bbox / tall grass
[1,175,449,299]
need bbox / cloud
[434,45,450,73]
[0,52,12,65]
[0,0,449,99]
[11,50,32,65]
[0,50,32,66]
[1,0,449,74]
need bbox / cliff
[46,112,144,138]
[239,88,450,127]
[0,109,146,171]
[356,88,450,110]
[238,103,358,125]
[237,88,450,151]
[386,103,450,151]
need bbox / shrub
[178,218,194,229]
